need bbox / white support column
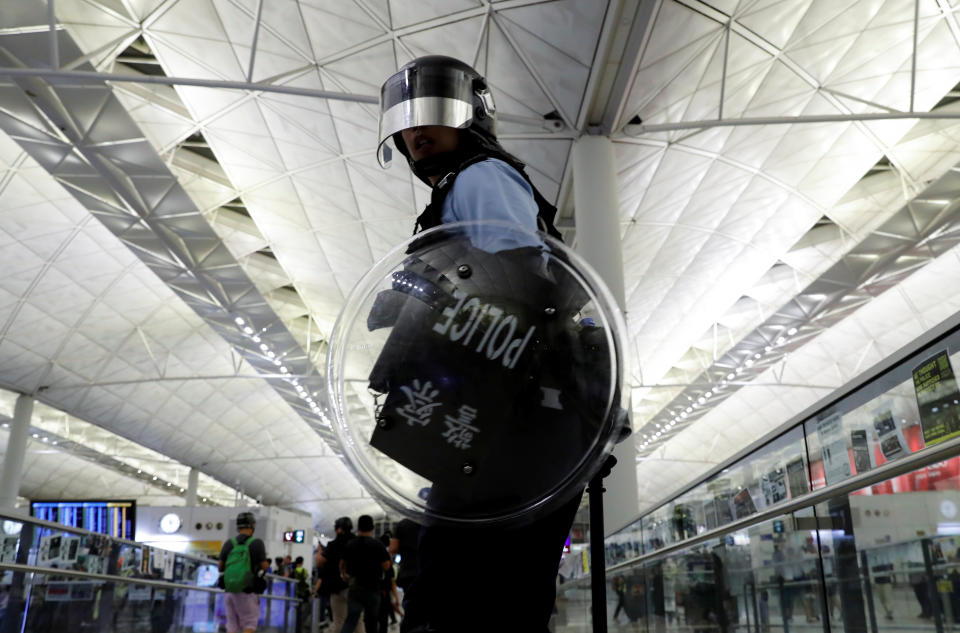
[0,395,34,511]
[572,135,640,535]
[186,467,199,506]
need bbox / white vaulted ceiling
[1,0,960,531]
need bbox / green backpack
[223,537,253,593]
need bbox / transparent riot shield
[326,220,629,527]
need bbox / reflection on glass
[608,427,809,565]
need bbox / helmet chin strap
[410,151,463,187]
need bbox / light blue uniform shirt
[440,158,542,252]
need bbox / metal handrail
[0,509,296,584]
[617,309,960,535]
[562,430,960,589]
[0,562,301,601]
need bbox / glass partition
[0,512,301,633]
[0,566,299,633]
[611,321,960,564]
[580,317,960,633]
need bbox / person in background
[387,519,419,613]
[218,512,268,633]
[340,515,391,633]
[316,517,359,633]
[274,557,285,577]
[312,543,333,626]
[291,556,310,632]
[377,530,398,629]
[378,551,400,632]
[282,555,293,577]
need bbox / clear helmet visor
[377,64,477,167]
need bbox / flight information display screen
[31,500,136,539]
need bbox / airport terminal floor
[6,1,960,632]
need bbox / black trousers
[400,492,582,633]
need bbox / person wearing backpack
[218,512,268,633]
[315,517,359,633]
[291,556,310,632]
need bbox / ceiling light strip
[0,26,335,449]
[637,160,960,454]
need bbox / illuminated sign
[282,530,305,543]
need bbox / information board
[913,350,960,446]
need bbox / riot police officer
[376,55,578,633]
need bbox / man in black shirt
[316,516,355,632]
[388,519,419,607]
[340,515,390,633]
[218,512,268,633]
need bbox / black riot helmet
[236,512,256,530]
[377,55,497,168]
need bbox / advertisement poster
[762,468,788,506]
[785,457,808,498]
[816,413,852,485]
[0,535,18,564]
[850,429,873,474]
[913,350,960,446]
[872,402,908,463]
[733,488,757,519]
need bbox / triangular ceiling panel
[302,1,386,59]
[388,0,480,30]
[496,16,590,126]
[325,100,379,156]
[120,0,169,21]
[682,30,773,123]
[482,18,555,119]
[293,160,363,218]
[257,101,340,170]
[622,1,723,124]
[737,0,813,50]
[499,0,606,68]
[322,40,396,95]
[399,15,486,66]
[355,0,392,31]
